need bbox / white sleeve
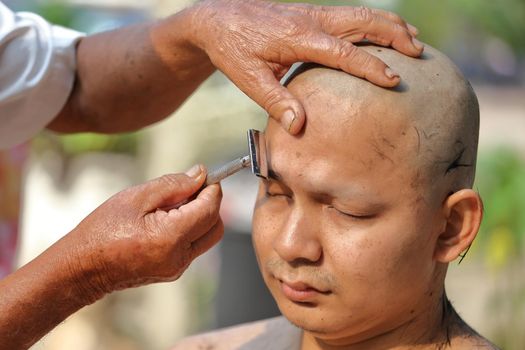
[0,2,84,149]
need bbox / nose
[273,207,322,263]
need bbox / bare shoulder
[172,316,302,350]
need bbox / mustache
[265,258,338,291]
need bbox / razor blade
[205,129,268,185]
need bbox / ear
[434,189,483,263]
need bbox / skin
[48,0,424,135]
[1,1,423,348]
[253,46,492,349]
[174,45,499,349]
[0,166,224,349]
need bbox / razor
[205,129,268,185]
[161,129,267,211]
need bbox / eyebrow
[267,168,283,181]
[265,168,293,191]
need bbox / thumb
[267,85,306,135]
[139,165,207,211]
[234,66,306,135]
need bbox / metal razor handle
[158,129,264,212]
[158,156,251,212]
[205,155,251,185]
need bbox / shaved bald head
[284,44,479,195]
[252,44,494,348]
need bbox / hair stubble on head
[284,44,480,196]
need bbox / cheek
[251,189,286,260]
[325,208,436,296]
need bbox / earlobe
[434,189,483,263]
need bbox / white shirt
[0,2,84,149]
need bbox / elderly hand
[0,165,223,348]
[185,0,423,133]
[65,165,223,299]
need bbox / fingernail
[407,23,419,35]
[385,67,399,79]
[283,109,297,132]
[412,37,424,50]
[185,164,201,178]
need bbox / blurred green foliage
[58,133,139,156]
[393,0,525,55]
[475,148,525,349]
[451,0,525,55]
[475,148,525,268]
[279,0,525,55]
[31,0,75,28]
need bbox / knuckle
[353,6,373,23]
[365,33,389,46]
[296,2,316,16]
[391,24,412,44]
[393,23,409,36]
[362,55,376,75]
[202,200,219,224]
[286,23,305,41]
[337,42,359,62]
[386,10,405,25]
[157,174,185,189]
[199,188,221,220]
[339,44,379,78]
[261,86,287,113]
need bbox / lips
[278,278,330,303]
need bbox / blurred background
[1,0,524,349]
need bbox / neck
[300,292,474,350]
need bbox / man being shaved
[174,44,499,349]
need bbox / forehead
[265,84,418,198]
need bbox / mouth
[278,278,331,303]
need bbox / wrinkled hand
[188,0,423,134]
[66,165,223,298]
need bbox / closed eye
[263,178,292,199]
[265,190,291,199]
[328,205,375,220]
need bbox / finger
[227,65,306,134]
[369,8,418,36]
[168,183,223,242]
[139,165,207,211]
[191,217,224,259]
[406,23,419,36]
[313,6,423,57]
[359,14,424,57]
[307,6,413,33]
[295,35,400,87]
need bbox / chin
[286,314,334,335]
[281,307,380,348]
[275,294,383,344]
[276,297,348,336]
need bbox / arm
[0,166,223,349]
[47,8,215,134]
[48,0,423,135]
[0,238,100,349]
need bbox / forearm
[0,167,222,349]
[47,7,215,133]
[0,234,104,349]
